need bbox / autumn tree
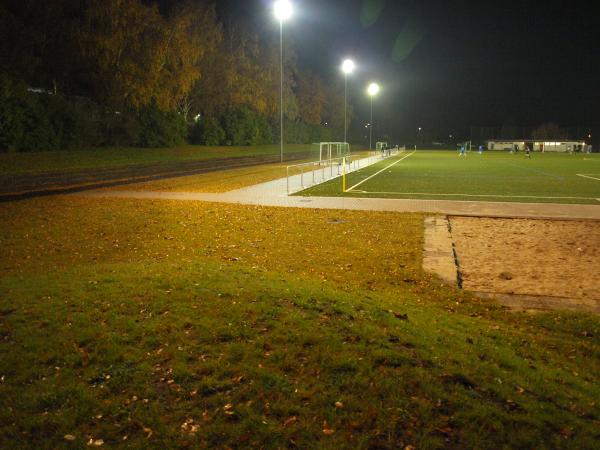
[159,1,221,117]
[190,22,298,120]
[296,70,326,125]
[79,0,220,111]
[78,0,162,108]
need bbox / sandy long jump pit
[449,217,600,312]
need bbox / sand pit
[449,217,600,310]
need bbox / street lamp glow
[367,83,380,150]
[341,59,355,144]
[367,82,380,97]
[341,59,355,74]
[273,0,293,22]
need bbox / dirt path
[450,217,600,310]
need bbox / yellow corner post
[342,157,346,192]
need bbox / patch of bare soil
[450,217,600,304]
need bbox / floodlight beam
[367,82,380,97]
[341,59,355,75]
[274,0,293,22]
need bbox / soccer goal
[458,141,472,152]
[312,142,350,162]
[376,142,388,152]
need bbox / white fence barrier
[285,150,401,195]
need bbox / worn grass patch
[0,197,599,449]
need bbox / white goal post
[312,142,350,162]
[458,141,472,151]
[376,142,388,151]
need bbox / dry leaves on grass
[0,198,423,293]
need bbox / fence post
[342,157,346,192]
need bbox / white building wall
[487,141,585,152]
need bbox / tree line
[0,0,347,151]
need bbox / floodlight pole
[370,96,373,150]
[279,20,284,163]
[344,73,348,144]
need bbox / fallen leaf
[560,428,574,439]
[437,426,453,435]
[283,416,298,427]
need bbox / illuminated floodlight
[341,59,355,75]
[274,0,293,22]
[367,83,380,149]
[367,82,380,97]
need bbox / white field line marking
[577,174,600,182]
[348,191,600,201]
[347,151,415,192]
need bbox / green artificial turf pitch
[300,150,600,204]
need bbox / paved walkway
[78,161,600,220]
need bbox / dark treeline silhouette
[0,0,346,151]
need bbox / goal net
[458,141,472,152]
[376,142,388,152]
[312,142,350,162]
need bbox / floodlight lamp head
[341,59,355,75]
[274,0,293,22]
[367,83,380,97]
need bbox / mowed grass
[0,196,599,449]
[0,144,313,176]
[301,150,600,204]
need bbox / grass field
[300,150,600,204]
[1,195,599,449]
[0,144,313,176]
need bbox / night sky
[219,0,599,143]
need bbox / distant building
[486,140,587,152]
